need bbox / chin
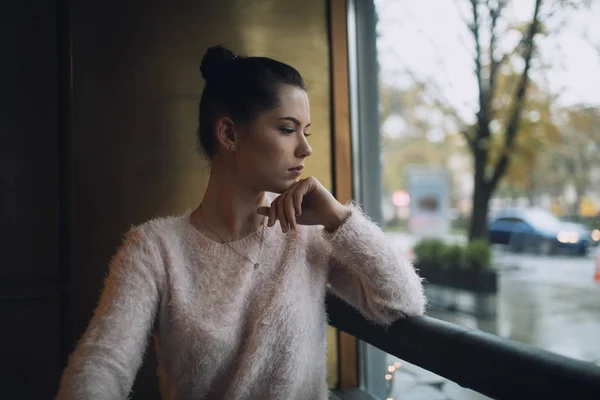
[264,178,297,195]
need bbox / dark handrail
[326,294,600,400]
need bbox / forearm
[57,227,162,399]
[323,204,352,232]
[325,203,426,323]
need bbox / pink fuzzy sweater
[56,203,426,400]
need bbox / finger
[275,180,302,231]
[285,193,297,230]
[268,202,277,227]
[293,184,304,217]
[277,196,288,232]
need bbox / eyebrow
[279,117,311,128]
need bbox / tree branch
[490,0,543,190]
[460,128,476,151]
[399,67,468,125]
[453,0,473,29]
[488,0,508,119]
[582,30,600,61]
[470,0,489,136]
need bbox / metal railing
[326,294,600,400]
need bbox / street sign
[405,165,450,236]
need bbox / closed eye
[280,127,311,137]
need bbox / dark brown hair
[198,45,306,158]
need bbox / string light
[385,360,403,398]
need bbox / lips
[288,166,304,172]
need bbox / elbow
[56,366,127,400]
[373,253,428,323]
[393,262,428,318]
[56,345,132,400]
[363,291,427,326]
[400,281,427,317]
[365,282,427,326]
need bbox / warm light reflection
[557,231,579,243]
[592,229,600,241]
[394,361,401,368]
[385,373,393,380]
[388,365,396,372]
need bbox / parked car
[487,208,596,256]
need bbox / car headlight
[557,231,579,243]
[592,229,600,242]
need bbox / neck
[192,162,267,241]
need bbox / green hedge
[413,239,445,266]
[464,239,492,271]
[439,244,465,270]
[413,238,492,270]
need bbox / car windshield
[525,210,562,230]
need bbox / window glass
[357,0,600,398]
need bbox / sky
[374,0,600,128]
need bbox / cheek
[238,141,276,173]
[252,136,286,161]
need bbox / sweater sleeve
[325,203,426,325]
[56,226,164,400]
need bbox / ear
[215,116,237,151]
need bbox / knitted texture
[56,204,426,400]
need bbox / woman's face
[234,84,313,194]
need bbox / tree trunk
[526,187,536,207]
[573,186,584,217]
[469,177,493,241]
[526,169,536,206]
[510,188,519,206]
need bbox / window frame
[330,0,390,397]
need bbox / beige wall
[230,1,332,189]
[70,0,334,397]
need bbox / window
[349,0,600,398]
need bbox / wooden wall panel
[329,0,358,390]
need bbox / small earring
[229,144,236,151]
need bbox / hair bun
[200,45,238,82]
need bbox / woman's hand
[257,177,351,233]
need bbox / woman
[56,45,426,400]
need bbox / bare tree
[464,0,543,240]
[377,0,595,239]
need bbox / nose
[295,135,313,159]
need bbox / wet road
[383,233,600,399]
[465,247,600,364]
